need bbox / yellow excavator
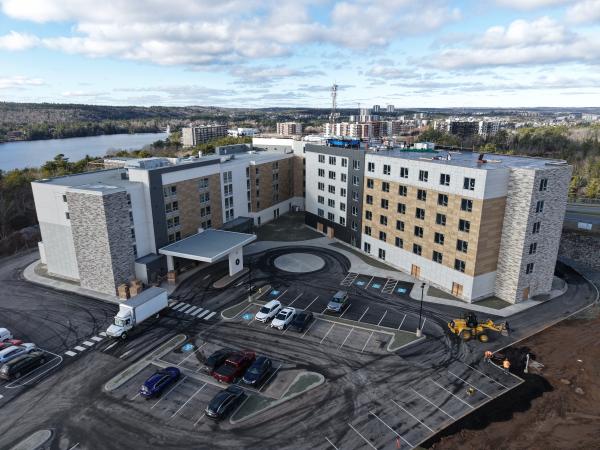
[448,313,509,343]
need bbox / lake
[0,132,169,171]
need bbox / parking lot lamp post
[416,282,426,337]
[247,256,252,302]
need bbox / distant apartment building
[276,122,303,136]
[325,122,372,140]
[387,105,395,113]
[448,120,479,139]
[372,105,381,113]
[182,125,228,147]
[582,113,600,122]
[227,127,258,137]
[478,121,501,139]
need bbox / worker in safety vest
[503,359,511,372]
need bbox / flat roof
[158,229,256,262]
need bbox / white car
[0,343,37,364]
[255,300,282,323]
[271,307,296,330]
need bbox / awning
[158,229,256,262]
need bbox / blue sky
[1,0,600,108]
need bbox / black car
[202,348,233,374]
[289,310,314,332]
[0,351,47,380]
[205,385,245,420]
[242,356,272,386]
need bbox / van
[326,291,349,313]
[0,351,47,380]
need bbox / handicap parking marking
[371,283,382,289]
[391,399,435,433]
[364,276,375,289]
[177,343,207,367]
[151,376,188,409]
[355,280,366,286]
[270,289,281,297]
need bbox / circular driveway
[274,252,326,273]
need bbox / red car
[212,351,256,384]
[0,339,23,350]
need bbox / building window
[317,208,324,217]
[382,182,390,193]
[400,167,409,178]
[340,216,346,226]
[417,189,427,201]
[383,164,391,175]
[341,173,347,182]
[365,225,372,236]
[329,156,336,165]
[461,199,473,212]
[380,215,388,226]
[318,182,324,191]
[438,194,448,207]
[365,210,372,220]
[65,212,70,220]
[436,213,447,226]
[396,220,404,231]
[397,203,406,214]
[328,185,335,194]
[414,226,424,238]
[378,248,386,260]
[459,219,470,233]
[352,206,358,216]
[351,221,358,231]
[317,195,324,204]
[328,171,336,180]
[440,173,450,186]
[318,168,325,177]
[532,221,541,234]
[454,259,466,273]
[413,244,422,256]
[366,195,373,205]
[340,202,346,212]
[379,231,387,242]
[434,232,445,245]
[419,170,428,182]
[199,178,209,189]
[341,158,348,168]
[526,262,534,274]
[415,208,425,220]
[353,175,360,186]
[399,185,407,196]
[457,239,468,253]
[328,212,335,221]
[366,179,373,189]
[463,177,476,191]
[367,162,375,172]
[395,237,403,248]
[535,200,544,213]
[433,251,443,264]
[381,199,389,209]
[529,242,537,254]
[199,192,210,203]
[318,154,325,163]
[353,160,360,170]
[539,178,548,191]
[328,199,335,208]
[62,194,67,202]
[340,188,346,197]
[364,242,371,253]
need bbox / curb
[220,285,272,320]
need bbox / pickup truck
[212,351,256,384]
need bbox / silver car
[326,291,349,313]
[0,343,37,364]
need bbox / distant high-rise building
[276,122,303,136]
[448,120,479,139]
[478,121,501,139]
[359,107,371,117]
[387,105,395,113]
[182,124,227,147]
[372,105,381,113]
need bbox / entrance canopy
[159,229,256,262]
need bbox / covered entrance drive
[159,229,257,280]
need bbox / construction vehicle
[448,313,509,343]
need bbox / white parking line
[304,295,320,311]
[170,383,207,418]
[5,350,63,388]
[259,364,281,392]
[398,314,407,329]
[377,311,388,326]
[320,323,335,344]
[64,350,77,357]
[358,306,369,322]
[203,274,210,280]
[431,379,474,409]
[361,331,374,353]
[196,310,210,319]
[192,308,205,317]
[364,276,375,289]
[74,346,86,352]
[172,303,188,311]
[411,388,456,420]
[338,327,354,349]
[339,304,351,318]
[287,293,303,307]
[82,341,94,347]
[447,371,491,398]
[194,413,206,426]
[187,306,201,315]
[348,423,377,450]
[204,312,217,320]
[391,399,434,432]
[325,437,339,450]
[368,411,413,448]
[301,319,317,338]
[461,362,509,389]
[275,289,289,301]
[151,376,187,409]
[68,443,79,450]
[180,305,195,313]
[91,336,103,342]
[420,317,427,330]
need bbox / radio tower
[329,83,338,133]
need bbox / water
[0,132,168,171]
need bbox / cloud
[495,0,574,10]
[566,0,600,22]
[0,31,40,50]
[0,75,45,89]
[230,66,325,85]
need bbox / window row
[317,154,348,167]
[364,165,477,191]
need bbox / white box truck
[106,287,168,339]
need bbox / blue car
[242,356,272,386]
[139,367,180,398]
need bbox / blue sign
[242,313,254,321]
[356,281,365,286]
[397,288,407,294]
[372,283,381,289]
[181,343,194,352]
[271,290,280,296]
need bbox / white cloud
[495,0,574,10]
[0,31,40,50]
[0,75,44,89]
[566,0,600,22]
[480,17,574,48]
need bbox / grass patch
[232,394,276,421]
[221,300,253,320]
[283,373,322,398]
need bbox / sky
[1,0,600,108]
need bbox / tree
[585,178,600,199]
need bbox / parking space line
[204,312,217,320]
[305,295,319,311]
[420,317,427,330]
[178,343,207,366]
[151,376,187,409]
[364,276,375,289]
[339,304,351,318]
[361,331,374,353]
[259,364,281,392]
[391,399,434,432]
[287,293,303,307]
[411,388,456,419]
[275,289,289,300]
[358,307,369,322]
[170,383,207,418]
[320,323,335,344]
[325,437,339,450]
[461,362,509,389]
[398,314,406,329]
[338,327,354,349]
[348,423,377,450]
[377,311,388,326]
[193,413,206,426]
[369,411,413,448]
[447,371,491,398]
[301,319,317,338]
[68,443,79,450]
[431,379,474,409]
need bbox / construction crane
[448,313,509,343]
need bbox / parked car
[255,300,282,323]
[201,348,234,374]
[289,310,314,332]
[212,351,256,384]
[242,356,272,386]
[0,339,23,350]
[0,328,22,350]
[205,385,245,420]
[271,307,296,330]
[0,343,37,365]
[326,291,349,313]
[0,351,47,381]
[139,367,180,398]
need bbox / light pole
[247,256,252,302]
[416,282,426,337]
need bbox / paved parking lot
[341,273,413,298]
[0,348,62,394]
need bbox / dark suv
[0,351,47,380]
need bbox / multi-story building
[32,145,305,296]
[372,105,381,113]
[276,122,303,136]
[182,125,228,147]
[324,122,372,140]
[387,105,395,113]
[227,127,258,137]
[448,120,479,139]
[478,121,501,139]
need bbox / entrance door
[522,287,530,300]
[317,222,323,232]
[327,227,334,238]
[411,264,420,278]
[452,282,463,297]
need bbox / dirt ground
[429,304,600,450]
